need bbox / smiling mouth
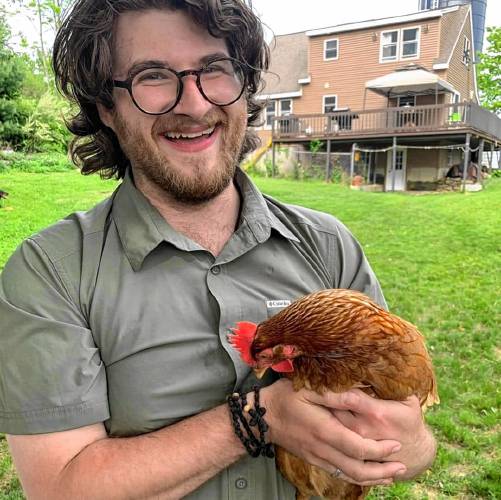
[163,126,216,142]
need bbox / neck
[133,169,241,257]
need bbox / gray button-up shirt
[0,168,386,499]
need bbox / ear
[96,102,116,131]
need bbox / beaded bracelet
[227,385,275,458]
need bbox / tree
[0,13,28,147]
[7,0,72,83]
[477,26,501,114]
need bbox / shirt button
[235,477,248,489]
[211,265,221,275]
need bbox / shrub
[22,93,73,153]
[0,151,75,173]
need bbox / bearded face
[100,9,249,205]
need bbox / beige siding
[294,18,441,115]
[443,11,477,103]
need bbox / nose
[172,75,213,120]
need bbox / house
[255,2,501,191]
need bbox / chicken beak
[253,367,269,379]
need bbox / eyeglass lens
[131,59,244,114]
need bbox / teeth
[165,126,215,140]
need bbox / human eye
[136,69,174,84]
[204,60,233,76]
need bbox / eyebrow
[124,52,231,78]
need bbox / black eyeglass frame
[112,57,247,116]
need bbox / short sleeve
[333,222,388,310]
[0,238,109,434]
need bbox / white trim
[443,5,470,66]
[397,95,416,107]
[322,94,338,113]
[400,25,421,61]
[279,98,293,116]
[298,76,311,84]
[380,26,420,63]
[433,62,449,69]
[256,90,302,100]
[323,38,339,61]
[306,7,458,37]
[380,29,399,63]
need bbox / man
[0,1,436,498]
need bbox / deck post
[462,133,471,192]
[325,139,332,183]
[477,138,485,185]
[350,143,357,184]
[373,152,378,184]
[271,142,276,178]
[489,142,495,174]
[391,136,397,192]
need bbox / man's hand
[331,389,436,480]
[260,379,408,487]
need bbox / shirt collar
[112,168,299,272]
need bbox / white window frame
[323,95,338,113]
[400,26,421,60]
[397,95,416,107]
[380,29,399,62]
[380,26,421,63]
[279,99,292,116]
[462,36,471,66]
[264,100,276,129]
[324,38,339,61]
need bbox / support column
[271,142,276,178]
[350,143,357,184]
[462,133,471,193]
[325,139,332,183]
[489,142,495,175]
[477,138,485,185]
[373,152,378,184]
[391,136,397,192]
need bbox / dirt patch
[449,464,474,478]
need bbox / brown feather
[251,289,439,499]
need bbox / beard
[112,106,248,205]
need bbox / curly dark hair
[53,0,269,179]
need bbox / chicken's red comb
[228,321,258,366]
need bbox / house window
[419,0,439,9]
[265,101,275,127]
[462,37,471,65]
[401,28,420,58]
[398,96,416,107]
[381,27,420,62]
[381,30,399,61]
[324,39,339,60]
[323,95,337,113]
[279,99,292,116]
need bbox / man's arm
[8,382,407,499]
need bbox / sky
[251,0,500,39]
[4,0,501,50]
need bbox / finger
[316,415,401,461]
[312,441,406,484]
[303,388,380,414]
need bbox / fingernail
[391,444,401,453]
[395,468,407,477]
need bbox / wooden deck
[272,102,501,144]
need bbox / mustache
[153,110,228,134]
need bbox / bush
[0,151,75,173]
[22,93,73,153]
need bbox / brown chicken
[230,288,439,500]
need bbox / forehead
[112,9,229,74]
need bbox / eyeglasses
[113,57,246,115]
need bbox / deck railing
[271,102,501,141]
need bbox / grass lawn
[0,168,499,499]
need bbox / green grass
[0,165,500,499]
